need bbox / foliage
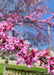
[1,56,5,59]
[5,59,8,63]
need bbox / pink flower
[44,64,50,74]
[46,56,50,63]
[1,48,4,51]
[17,57,23,64]
[51,70,54,75]
[40,61,43,66]
[27,65,31,68]
[50,61,54,65]
[42,19,46,22]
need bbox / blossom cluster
[16,49,54,75]
[0,13,23,26]
[0,13,54,75]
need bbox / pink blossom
[51,70,54,75]
[17,57,23,64]
[27,65,31,68]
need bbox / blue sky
[10,0,54,50]
[16,0,54,50]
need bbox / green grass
[0,63,4,75]
[0,63,47,75]
[8,64,47,72]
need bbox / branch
[39,57,47,64]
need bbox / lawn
[0,63,47,75]
[0,63,4,75]
[8,64,47,72]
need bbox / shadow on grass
[0,73,3,75]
